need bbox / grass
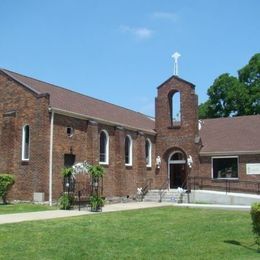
[0,203,56,214]
[0,206,258,259]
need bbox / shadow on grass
[224,240,260,253]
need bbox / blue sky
[0,0,259,116]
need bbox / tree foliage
[199,53,260,118]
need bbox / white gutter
[50,107,156,136]
[49,111,54,206]
[200,150,260,156]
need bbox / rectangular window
[212,157,238,179]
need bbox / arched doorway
[168,151,187,189]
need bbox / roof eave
[49,107,156,135]
[0,69,49,98]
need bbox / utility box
[33,192,45,202]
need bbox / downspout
[49,110,54,206]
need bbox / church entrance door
[168,151,187,189]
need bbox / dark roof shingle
[200,115,260,155]
[1,69,155,134]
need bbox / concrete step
[143,189,189,203]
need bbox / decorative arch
[99,130,109,164]
[168,150,186,163]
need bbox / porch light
[156,156,161,169]
[187,155,193,168]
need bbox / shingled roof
[200,115,260,155]
[1,69,155,134]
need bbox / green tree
[238,53,260,114]
[199,53,260,119]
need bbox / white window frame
[99,130,109,165]
[211,156,239,180]
[22,124,30,161]
[125,135,133,166]
[145,138,152,167]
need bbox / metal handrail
[188,176,260,195]
[158,178,169,202]
[140,178,153,200]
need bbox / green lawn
[0,203,56,214]
[0,207,258,259]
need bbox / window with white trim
[212,157,238,179]
[22,125,30,160]
[125,135,132,166]
[99,130,109,164]
[145,138,152,167]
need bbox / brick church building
[0,68,260,203]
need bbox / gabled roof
[157,75,195,89]
[200,115,260,155]
[0,68,156,134]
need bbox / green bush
[0,174,15,204]
[88,165,105,179]
[89,195,105,212]
[250,202,260,248]
[61,167,73,177]
[58,193,74,210]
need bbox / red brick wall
[51,115,156,199]
[0,72,50,201]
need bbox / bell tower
[154,72,200,188]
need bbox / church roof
[1,69,156,134]
[200,115,260,155]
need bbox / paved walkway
[0,202,251,225]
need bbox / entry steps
[143,189,189,203]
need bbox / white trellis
[72,161,90,179]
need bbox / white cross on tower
[171,52,181,76]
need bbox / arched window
[22,125,30,160]
[170,91,181,126]
[145,138,152,167]
[99,130,109,164]
[125,135,133,166]
[169,151,186,163]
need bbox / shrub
[58,193,74,210]
[88,165,105,179]
[89,195,105,212]
[250,202,260,248]
[0,174,15,204]
[61,167,73,177]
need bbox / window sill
[168,125,181,129]
[125,165,133,169]
[212,178,239,181]
[99,162,109,166]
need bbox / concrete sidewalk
[0,202,251,225]
[0,202,170,225]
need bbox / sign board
[246,163,260,175]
